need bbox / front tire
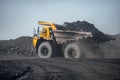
[38,41,53,58]
[64,42,81,58]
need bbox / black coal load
[56,21,114,43]
[0,36,33,55]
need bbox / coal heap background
[0,36,33,56]
[0,21,120,58]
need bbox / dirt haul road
[0,56,120,80]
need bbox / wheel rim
[68,48,77,57]
[41,46,49,56]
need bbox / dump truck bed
[53,30,93,43]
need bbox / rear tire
[64,42,81,58]
[38,41,53,58]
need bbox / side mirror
[33,33,37,37]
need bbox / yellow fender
[33,36,38,48]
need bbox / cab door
[40,26,50,40]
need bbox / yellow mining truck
[32,21,93,58]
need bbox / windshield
[33,26,42,37]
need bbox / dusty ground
[0,55,120,80]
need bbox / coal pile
[56,21,113,42]
[0,36,33,56]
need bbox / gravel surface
[0,56,120,80]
